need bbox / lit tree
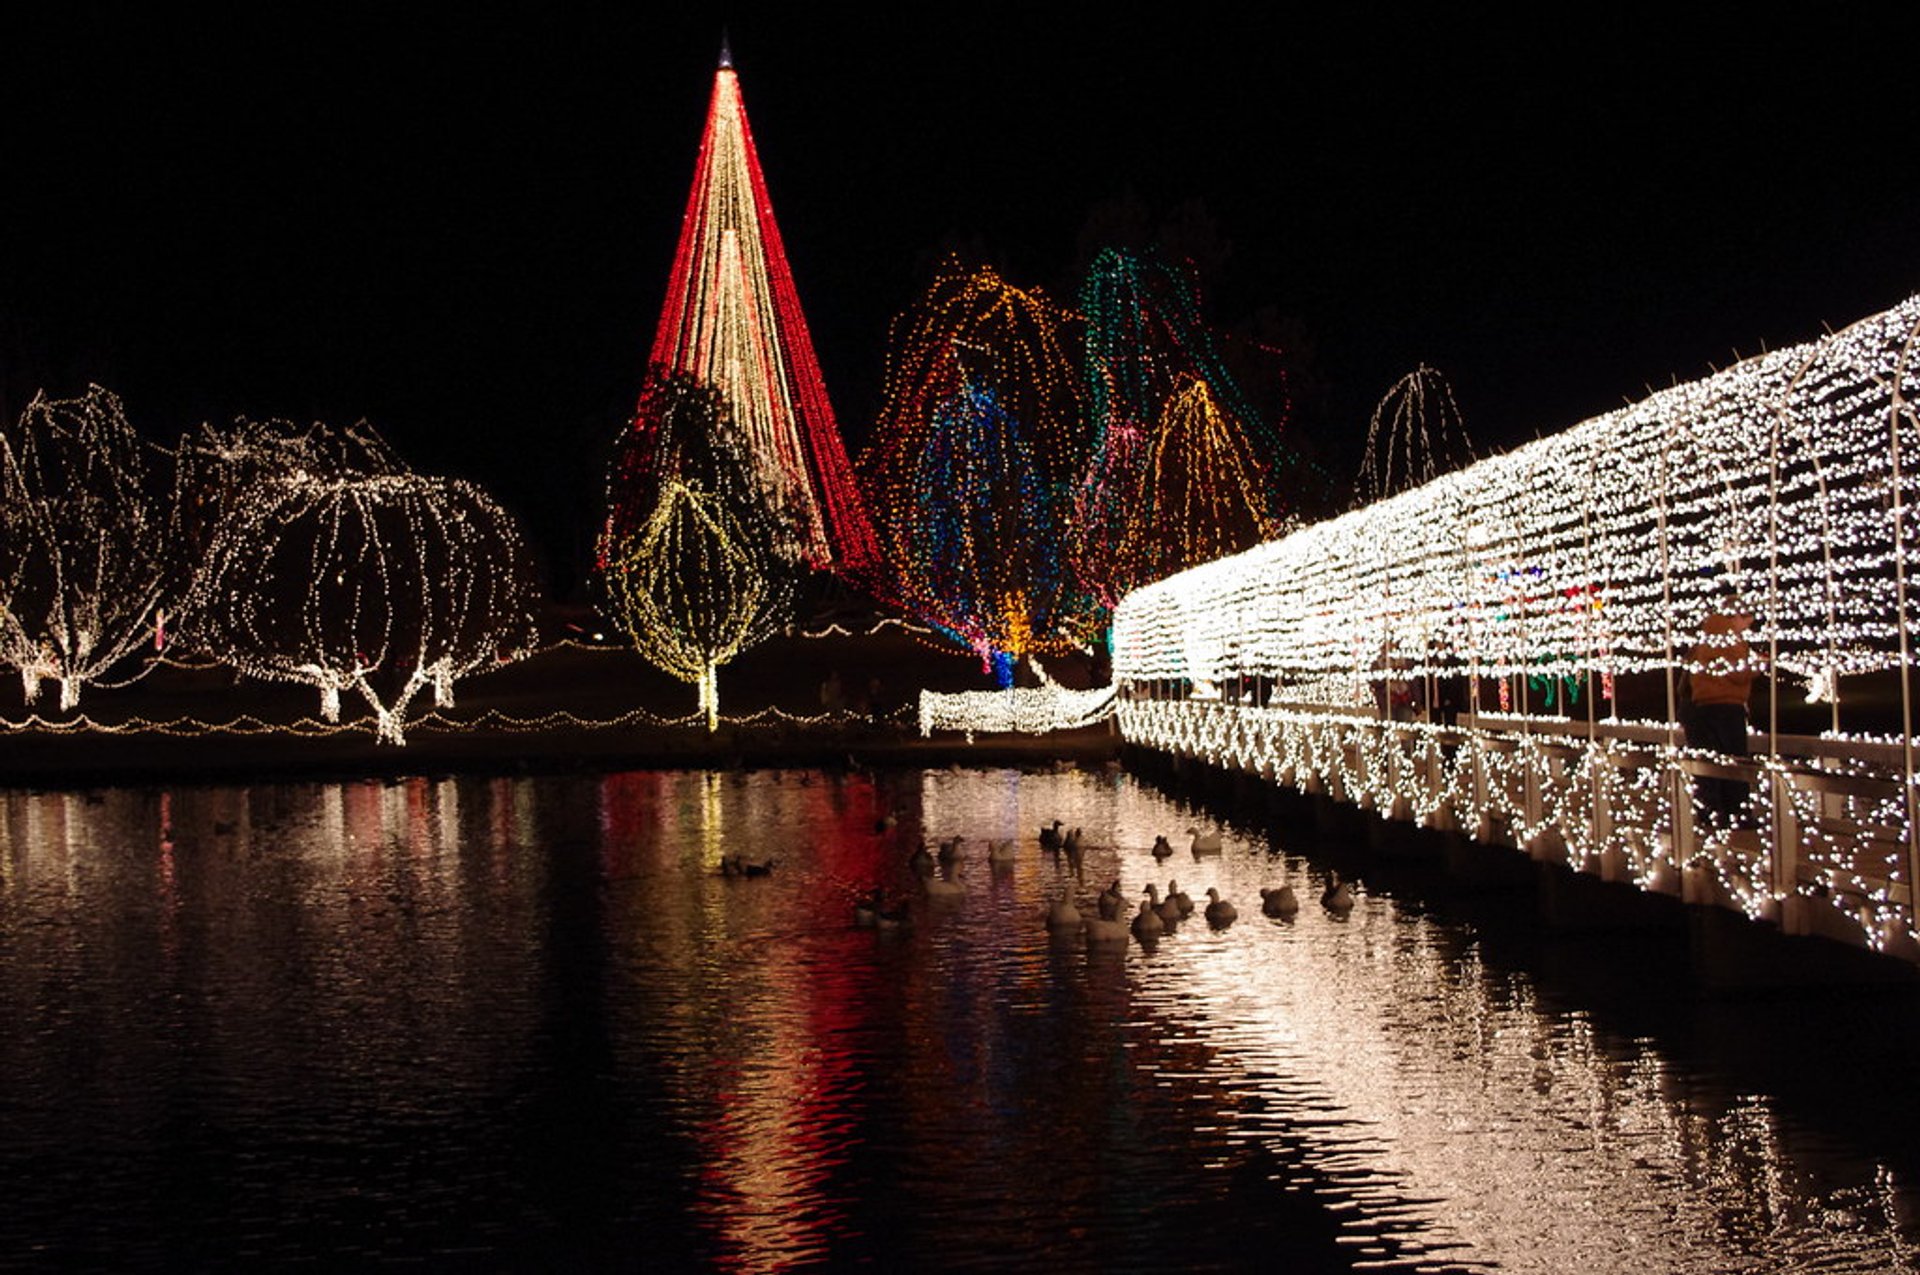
[1113,375,1280,590]
[181,420,540,744]
[598,371,793,729]
[861,262,1095,681]
[1357,364,1476,507]
[1073,249,1291,613]
[0,385,176,709]
[648,41,878,576]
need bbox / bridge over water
[1113,294,1920,969]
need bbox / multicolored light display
[1073,249,1291,612]
[648,47,877,575]
[0,386,174,709]
[861,261,1097,678]
[1114,294,1920,952]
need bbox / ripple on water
[0,768,1916,1271]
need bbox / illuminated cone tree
[599,372,794,729]
[0,386,177,709]
[646,43,877,576]
[861,262,1095,681]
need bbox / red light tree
[647,42,877,577]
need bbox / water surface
[2,766,1916,1271]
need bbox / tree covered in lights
[861,262,1097,681]
[647,41,878,577]
[180,419,540,745]
[1072,248,1287,612]
[0,385,177,709]
[1358,364,1476,508]
[598,371,794,729]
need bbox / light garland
[649,48,877,575]
[1357,364,1476,509]
[180,419,540,745]
[0,386,175,710]
[918,659,1115,737]
[1114,294,1920,956]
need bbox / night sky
[6,6,1917,592]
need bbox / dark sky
[6,6,1917,590]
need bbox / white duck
[1187,827,1223,855]
[1083,914,1128,945]
[988,838,1017,864]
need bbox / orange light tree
[860,262,1097,683]
[1072,248,1290,614]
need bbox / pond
[1,764,1916,1272]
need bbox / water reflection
[0,768,1915,1271]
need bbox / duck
[1144,883,1183,927]
[1204,888,1238,928]
[876,899,912,929]
[937,836,963,866]
[924,870,966,900]
[873,811,897,834]
[1322,874,1356,912]
[1166,880,1195,917]
[907,842,934,876]
[1045,890,1083,933]
[854,888,883,927]
[1038,820,1065,850]
[1097,878,1126,921]
[1083,914,1129,945]
[1131,898,1165,941]
[741,857,775,878]
[1151,835,1174,860]
[1187,826,1223,855]
[988,838,1017,864]
[1260,885,1300,918]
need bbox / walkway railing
[1118,697,1919,961]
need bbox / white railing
[1119,697,1919,960]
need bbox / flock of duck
[839,816,1358,948]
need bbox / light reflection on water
[0,767,1915,1271]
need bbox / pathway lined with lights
[1113,293,1920,964]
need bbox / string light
[1357,364,1476,509]
[598,373,793,730]
[0,386,174,710]
[918,659,1115,737]
[1114,294,1920,952]
[1073,249,1299,612]
[861,260,1098,679]
[181,419,541,745]
[649,51,877,575]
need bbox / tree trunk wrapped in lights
[0,385,177,709]
[598,371,794,730]
[861,261,1098,680]
[180,420,540,744]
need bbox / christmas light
[861,261,1098,678]
[180,419,540,745]
[1114,294,1920,954]
[649,50,877,575]
[1073,249,1300,611]
[598,373,793,729]
[918,659,1115,736]
[1357,364,1476,509]
[0,386,176,709]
